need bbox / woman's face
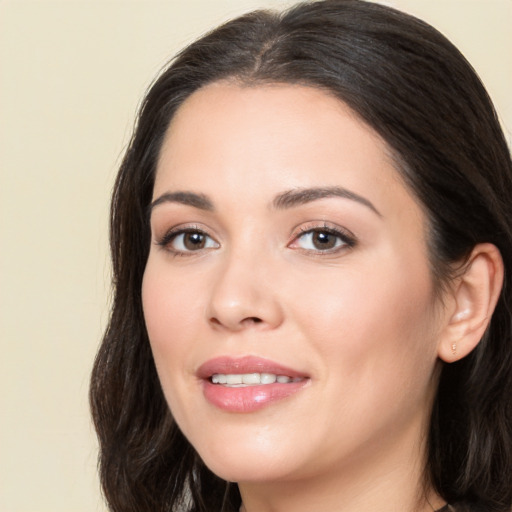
[142,83,445,484]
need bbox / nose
[206,251,284,332]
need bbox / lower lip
[202,380,308,413]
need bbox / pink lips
[197,356,309,413]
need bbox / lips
[197,356,310,413]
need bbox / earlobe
[438,243,504,363]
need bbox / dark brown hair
[90,1,512,511]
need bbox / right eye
[157,228,219,254]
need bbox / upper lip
[196,356,308,379]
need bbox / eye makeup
[288,221,357,255]
[153,218,357,259]
[155,224,219,256]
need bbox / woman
[90,1,512,511]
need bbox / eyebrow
[149,191,214,214]
[148,186,381,217]
[272,186,381,216]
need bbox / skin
[142,82,450,512]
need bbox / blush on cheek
[141,269,163,343]
[142,260,207,387]
[142,268,180,366]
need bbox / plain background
[1,1,510,511]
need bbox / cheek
[142,257,204,339]
[141,259,208,428]
[293,267,439,458]
[141,259,204,379]
[288,250,438,387]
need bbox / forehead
[154,82,419,223]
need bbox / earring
[451,343,457,355]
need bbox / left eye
[167,230,219,252]
[294,229,352,252]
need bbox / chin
[187,427,307,483]
[202,453,295,483]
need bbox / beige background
[1,1,510,511]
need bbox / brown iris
[183,232,207,250]
[311,231,337,250]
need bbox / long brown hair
[90,1,512,510]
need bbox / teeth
[260,373,277,384]
[226,374,243,385]
[242,373,261,385]
[211,373,298,386]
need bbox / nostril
[208,314,266,330]
[246,317,262,324]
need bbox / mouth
[210,372,305,387]
[197,356,310,413]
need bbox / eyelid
[288,221,357,253]
[155,223,220,254]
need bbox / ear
[438,243,504,363]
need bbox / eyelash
[156,225,219,256]
[155,223,356,256]
[290,223,356,254]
